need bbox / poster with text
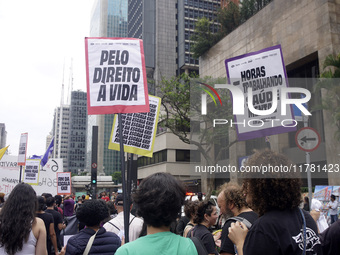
[85,37,149,115]
[0,156,63,195]
[17,133,28,166]
[23,159,40,185]
[108,95,161,157]
[57,172,72,195]
[225,45,296,140]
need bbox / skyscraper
[88,0,128,175]
[0,123,7,149]
[68,91,87,174]
[52,105,70,171]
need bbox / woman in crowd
[228,149,322,255]
[115,172,198,255]
[65,199,120,254]
[0,183,47,255]
[183,200,198,238]
[188,201,219,255]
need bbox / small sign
[108,95,161,157]
[57,172,72,195]
[23,159,40,185]
[295,127,320,152]
[91,163,97,169]
[18,133,28,166]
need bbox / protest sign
[0,155,63,195]
[17,133,28,166]
[57,172,72,195]
[85,37,149,115]
[23,159,40,185]
[109,95,161,157]
[225,45,296,140]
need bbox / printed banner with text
[108,95,161,157]
[57,172,72,195]
[23,159,40,185]
[225,45,296,140]
[85,37,149,114]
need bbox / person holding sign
[0,183,47,255]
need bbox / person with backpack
[187,201,219,255]
[103,194,143,241]
[217,182,258,255]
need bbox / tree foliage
[191,17,221,59]
[218,1,241,35]
[111,171,122,184]
[159,73,237,197]
[314,54,340,140]
[191,0,273,58]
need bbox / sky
[0,0,94,157]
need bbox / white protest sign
[17,133,28,166]
[85,37,149,115]
[224,45,296,140]
[0,155,63,195]
[57,172,72,195]
[23,159,40,185]
[109,95,161,157]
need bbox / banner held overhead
[85,37,149,115]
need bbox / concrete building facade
[52,105,70,171]
[68,91,87,174]
[199,0,340,186]
[0,123,6,149]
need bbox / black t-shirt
[37,212,54,254]
[244,208,322,255]
[46,209,63,241]
[190,224,218,255]
[220,211,258,254]
[320,218,340,255]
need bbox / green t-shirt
[115,231,198,255]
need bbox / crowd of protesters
[0,150,339,254]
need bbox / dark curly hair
[218,182,247,210]
[37,196,45,211]
[193,201,215,224]
[132,172,186,228]
[184,200,199,219]
[76,199,109,227]
[0,183,37,255]
[243,150,302,216]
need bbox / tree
[159,73,237,198]
[191,0,273,58]
[240,0,272,22]
[111,171,122,184]
[217,1,241,35]
[191,17,221,59]
[314,54,340,140]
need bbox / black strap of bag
[299,208,307,255]
[188,226,209,255]
[189,236,209,255]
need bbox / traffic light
[91,174,97,185]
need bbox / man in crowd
[329,194,338,224]
[45,196,65,251]
[103,194,143,241]
[217,182,258,255]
